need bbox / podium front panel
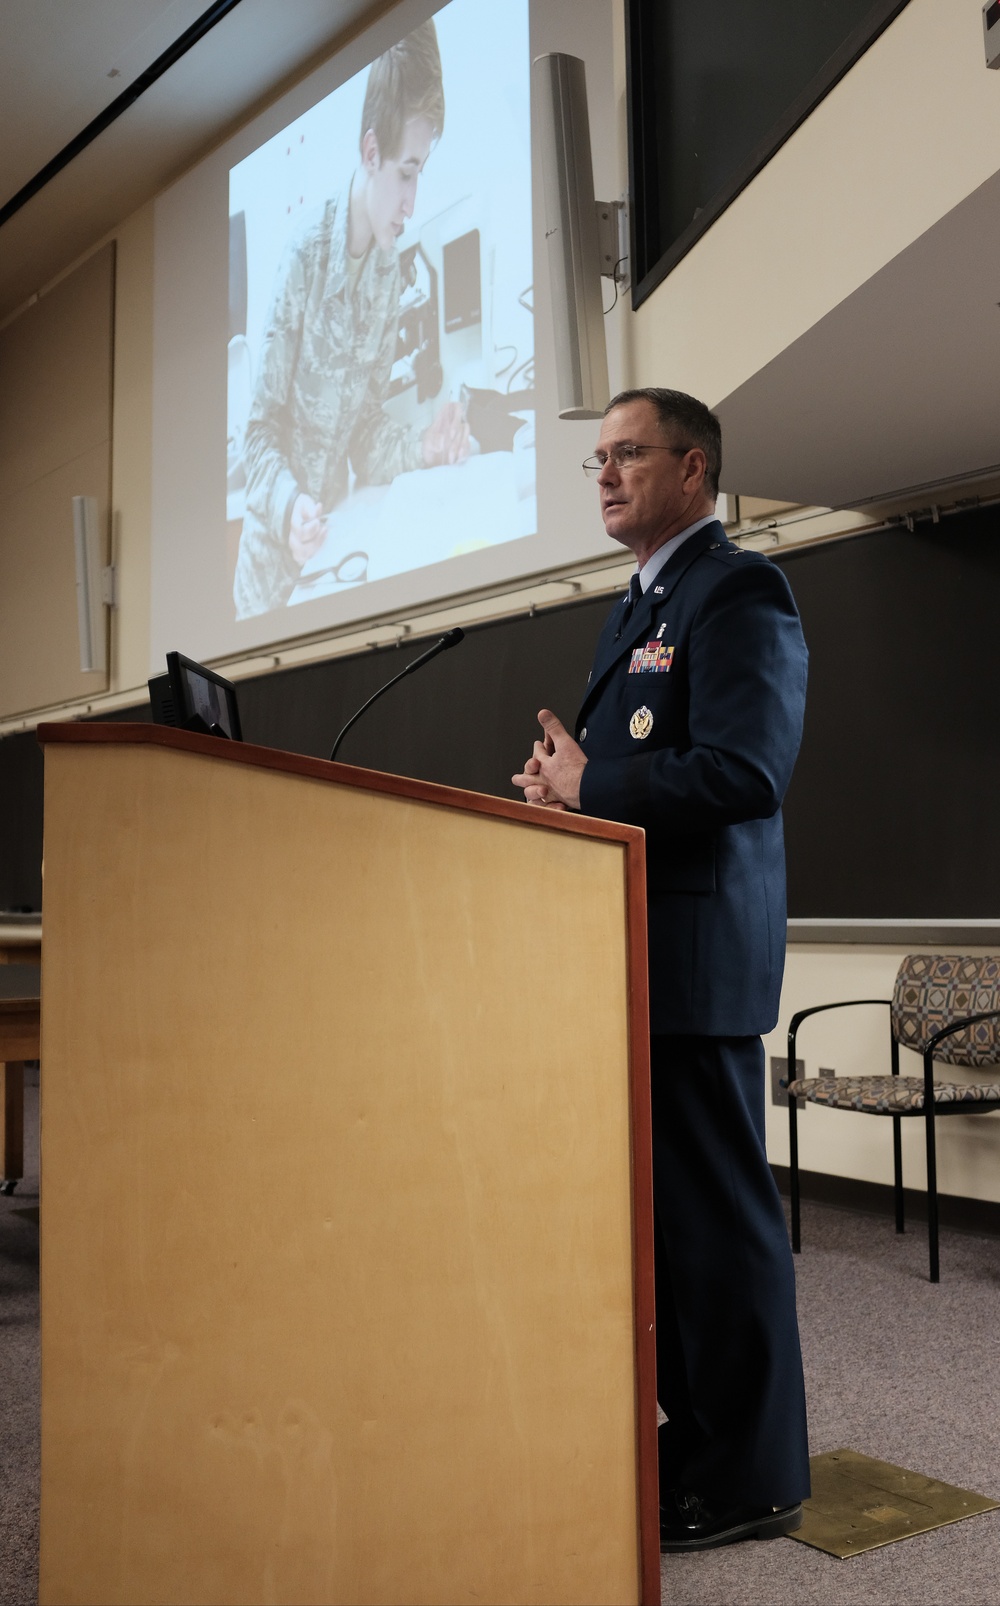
[39,733,652,1605]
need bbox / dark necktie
[620,573,643,631]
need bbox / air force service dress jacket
[577,520,808,1038]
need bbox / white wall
[765,946,1000,1205]
[0,0,632,728]
[631,0,1000,409]
[12,0,994,722]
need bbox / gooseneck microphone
[329,628,465,762]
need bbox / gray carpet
[661,1199,1000,1605]
[2,1075,999,1605]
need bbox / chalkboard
[0,728,43,911]
[3,501,998,920]
[774,504,1000,918]
[0,596,611,912]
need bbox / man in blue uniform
[513,388,810,1551]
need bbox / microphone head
[440,627,465,649]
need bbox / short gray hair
[605,387,722,498]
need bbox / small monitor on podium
[148,653,243,741]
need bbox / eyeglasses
[582,443,692,477]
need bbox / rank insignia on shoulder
[629,705,654,740]
[629,641,674,674]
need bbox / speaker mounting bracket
[595,198,629,290]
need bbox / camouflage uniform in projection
[234,188,424,619]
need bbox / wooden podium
[36,724,657,1606]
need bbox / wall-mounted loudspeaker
[72,495,113,674]
[532,52,610,420]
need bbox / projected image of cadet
[234,19,470,620]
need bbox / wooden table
[0,921,42,967]
[0,965,40,1194]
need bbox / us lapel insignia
[629,705,654,740]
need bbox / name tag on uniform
[628,641,674,674]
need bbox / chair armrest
[787,999,891,1075]
[922,1008,1000,1099]
[924,1008,1000,1054]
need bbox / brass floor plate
[790,1449,1000,1558]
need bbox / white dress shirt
[637,512,720,593]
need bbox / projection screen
[150,0,619,668]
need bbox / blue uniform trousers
[650,1034,810,1509]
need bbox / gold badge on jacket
[629,705,654,740]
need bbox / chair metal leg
[890,1035,903,1233]
[925,1101,939,1283]
[892,1115,904,1233]
[789,1092,801,1252]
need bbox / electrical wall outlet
[770,1056,805,1108]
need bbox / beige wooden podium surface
[37,723,656,1606]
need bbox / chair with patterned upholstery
[784,954,1000,1281]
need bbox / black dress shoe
[660,1488,803,1552]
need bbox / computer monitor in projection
[151,0,617,667]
